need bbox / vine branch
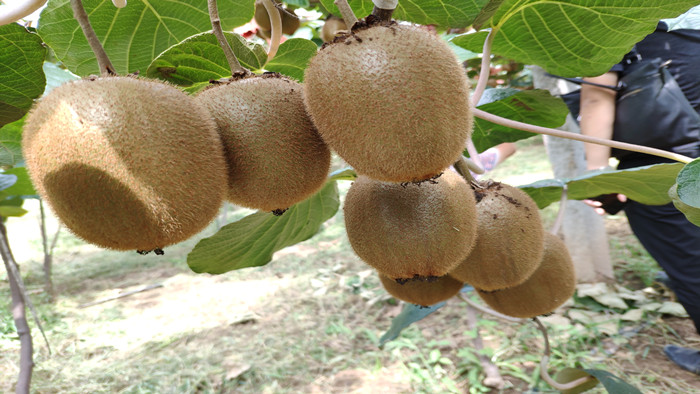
[334,0,358,28]
[0,0,46,26]
[472,108,695,164]
[261,0,282,61]
[208,0,246,76]
[70,0,115,76]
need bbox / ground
[2,139,700,393]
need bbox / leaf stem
[261,0,282,61]
[550,186,568,235]
[472,108,695,164]
[334,0,358,28]
[471,28,494,107]
[208,0,247,76]
[0,0,46,26]
[70,0,115,76]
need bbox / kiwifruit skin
[379,273,464,307]
[22,76,228,251]
[195,75,330,211]
[303,23,472,182]
[320,17,346,42]
[449,182,545,291]
[476,232,576,318]
[344,170,477,280]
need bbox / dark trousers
[624,200,700,334]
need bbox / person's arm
[579,72,619,170]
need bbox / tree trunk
[530,66,614,282]
[0,218,34,394]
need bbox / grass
[2,139,699,393]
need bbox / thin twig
[458,293,525,323]
[70,0,115,75]
[472,108,695,164]
[78,283,164,308]
[261,0,282,61]
[532,317,596,390]
[471,28,494,107]
[0,220,33,394]
[465,304,505,389]
[0,0,46,26]
[550,185,568,235]
[38,200,55,302]
[334,0,358,28]
[208,0,246,75]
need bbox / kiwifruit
[303,20,472,183]
[254,0,301,36]
[475,232,576,318]
[22,76,228,251]
[379,273,464,307]
[320,16,346,43]
[449,181,545,291]
[195,74,331,212]
[344,170,477,281]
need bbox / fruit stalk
[208,0,247,75]
[471,28,494,107]
[70,0,115,75]
[371,0,396,21]
[472,108,695,164]
[261,0,282,60]
[333,0,358,28]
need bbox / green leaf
[42,62,80,95]
[187,179,340,274]
[38,0,255,76]
[0,117,25,167]
[452,1,699,76]
[0,205,28,218]
[0,23,47,128]
[0,174,18,192]
[671,159,700,225]
[555,368,599,394]
[521,163,683,209]
[583,369,642,394]
[379,285,473,347]
[265,38,317,82]
[471,89,568,153]
[319,0,487,28]
[669,183,700,226]
[0,167,37,198]
[472,0,506,29]
[146,32,267,86]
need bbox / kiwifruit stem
[473,108,695,164]
[0,0,46,26]
[261,0,282,61]
[458,293,524,323]
[550,186,568,235]
[70,0,116,76]
[533,317,597,390]
[371,0,396,21]
[208,0,247,76]
[471,28,494,107]
[334,0,358,28]
[453,156,477,185]
[465,139,485,174]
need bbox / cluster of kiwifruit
[304,16,576,316]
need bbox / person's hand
[584,193,627,215]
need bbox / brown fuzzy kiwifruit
[449,181,545,291]
[320,16,346,42]
[22,76,228,251]
[344,170,477,281]
[476,232,576,318]
[195,74,330,212]
[254,0,301,36]
[379,273,464,307]
[303,20,472,183]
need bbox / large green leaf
[0,23,46,128]
[583,369,642,394]
[319,0,487,28]
[452,1,699,77]
[0,117,25,168]
[0,167,37,198]
[265,38,317,82]
[38,0,255,76]
[146,32,267,86]
[521,163,683,209]
[187,179,340,274]
[471,89,568,153]
[672,159,700,225]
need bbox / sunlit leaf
[0,23,46,128]
[0,118,24,167]
[38,0,255,76]
[521,163,683,209]
[187,179,340,274]
[146,32,267,86]
[265,38,317,82]
[0,167,37,198]
[452,1,698,76]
